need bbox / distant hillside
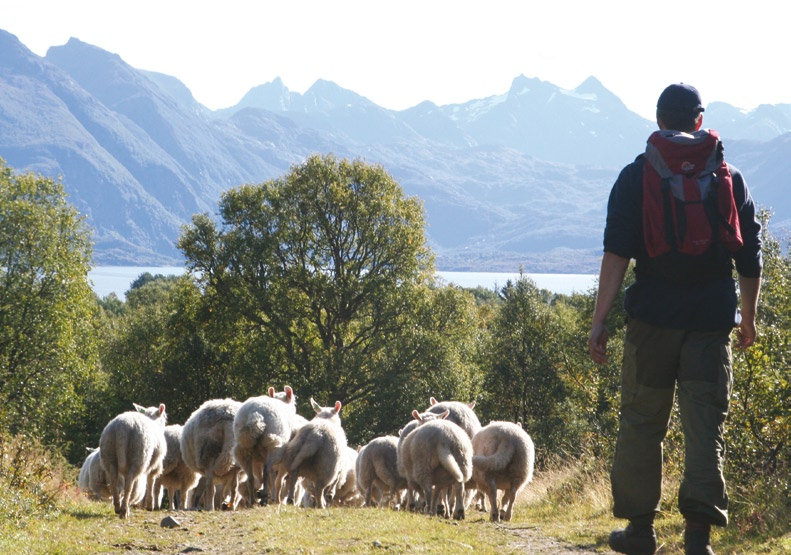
[1,29,788,271]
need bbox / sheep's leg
[239,455,257,508]
[105,461,121,514]
[453,481,466,520]
[144,473,158,510]
[109,473,123,516]
[501,487,516,521]
[260,455,274,505]
[121,474,136,519]
[286,470,299,505]
[486,477,500,522]
[422,481,437,516]
[364,480,376,507]
[204,466,216,511]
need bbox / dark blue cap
[657,83,705,113]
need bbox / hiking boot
[685,521,715,555]
[608,523,657,555]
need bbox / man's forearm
[738,275,761,322]
[592,252,630,324]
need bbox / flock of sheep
[78,386,535,523]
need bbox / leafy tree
[479,275,585,464]
[99,275,231,426]
[178,154,440,439]
[726,213,790,528]
[128,271,181,296]
[0,159,100,447]
[355,283,484,441]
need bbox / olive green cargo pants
[611,318,733,526]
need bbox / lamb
[281,398,347,509]
[472,421,535,522]
[356,436,406,508]
[78,447,111,501]
[232,385,297,507]
[270,413,309,504]
[99,403,168,518]
[330,445,361,506]
[399,409,473,520]
[180,398,243,511]
[154,424,199,510]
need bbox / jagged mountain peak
[1,31,788,267]
[506,74,556,98]
[0,30,50,75]
[303,79,378,110]
[234,78,293,112]
[575,75,606,92]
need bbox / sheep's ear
[429,397,438,405]
[334,401,342,414]
[440,410,450,420]
[517,421,523,429]
[285,386,293,402]
[133,403,145,413]
[310,398,321,413]
[268,387,275,397]
[468,401,476,410]
[411,409,421,421]
[158,403,166,416]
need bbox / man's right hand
[589,321,610,365]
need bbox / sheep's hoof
[453,509,465,520]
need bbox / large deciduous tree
[178,154,437,432]
[0,159,99,445]
[479,275,587,464]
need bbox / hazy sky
[4,0,787,120]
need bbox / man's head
[656,83,704,132]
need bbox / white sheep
[356,436,406,508]
[282,398,347,509]
[232,385,297,507]
[399,409,473,520]
[396,418,422,510]
[78,447,111,501]
[330,445,361,506]
[154,424,199,510]
[425,397,482,438]
[426,397,484,510]
[472,421,535,522]
[270,413,309,504]
[99,403,168,518]
[180,398,243,511]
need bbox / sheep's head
[270,385,297,407]
[133,403,167,426]
[310,398,342,425]
[411,409,449,425]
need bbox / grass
[1,433,788,555]
[514,457,791,555]
[1,500,519,555]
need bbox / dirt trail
[505,524,603,554]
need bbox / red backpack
[642,129,743,282]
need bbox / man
[588,83,762,555]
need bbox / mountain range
[1,29,789,272]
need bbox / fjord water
[88,267,598,300]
